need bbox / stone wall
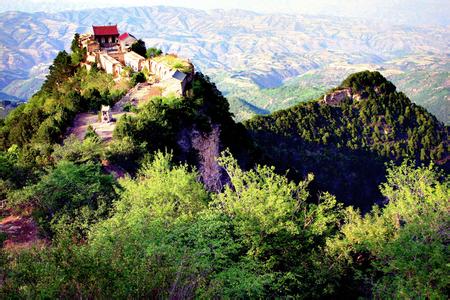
[98,53,122,77]
[108,51,124,65]
[148,60,174,81]
[322,88,353,105]
[124,51,145,72]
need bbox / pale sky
[2,0,450,25]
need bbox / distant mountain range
[0,6,448,123]
[2,1,450,26]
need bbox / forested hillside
[0,44,448,298]
[245,71,449,209]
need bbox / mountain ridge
[0,6,448,123]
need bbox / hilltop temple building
[92,25,120,48]
[80,25,194,96]
[118,32,138,52]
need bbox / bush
[52,134,102,164]
[146,47,163,58]
[131,39,147,57]
[105,137,145,171]
[0,151,345,298]
[130,72,146,86]
[7,160,116,236]
[122,102,133,112]
[328,161,449,298]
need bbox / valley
[0,6,448,123]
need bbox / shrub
[131,72,146,86]
[328,161,449,298]
[7,161,116,236]
[146,47,163,58]
[52,134,102,164]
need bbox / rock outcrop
[322,88,353,105]
[191,125,223,193]
[177,125,224,193]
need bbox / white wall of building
[124,51,145,72]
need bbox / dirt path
[113,82,161,112]
[67,112,130,141]
[68,112,98,140]
[0,211,43,250]
[68,83,161,142]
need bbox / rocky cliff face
[177,125,224,192]
[191,125,223,192]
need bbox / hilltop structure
[80,25,195,96]
[92,25,120,48]
[118,32,137,52]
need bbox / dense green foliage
[245,71,449,208]
[8,160,116,237]
[329,161,449,298]
[0,42,447,299]
[1,153,447,298]
[131,39,147,58]
[248,71,447,162]
[0,152,342,298]
[130,71,146,86]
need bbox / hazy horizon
[2,0,450,26]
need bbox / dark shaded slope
[245,71,449,210]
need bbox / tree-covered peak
[321,71,399,107]
[245,70,448,209]
[339,70,397,95]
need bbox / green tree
[52,134,102,164]
[70,33,85,65]
[71,33,81,53]
[41,51,74,93]
[146,47,163,58]
[131,39,147,57]
[329,161,449,299]
[8,160,116,236]
[130,71,146,86]
[212,151,345,297]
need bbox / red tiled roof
[119,32,130,41]
[93,25,119,36]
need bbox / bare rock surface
[322,88,353,105]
